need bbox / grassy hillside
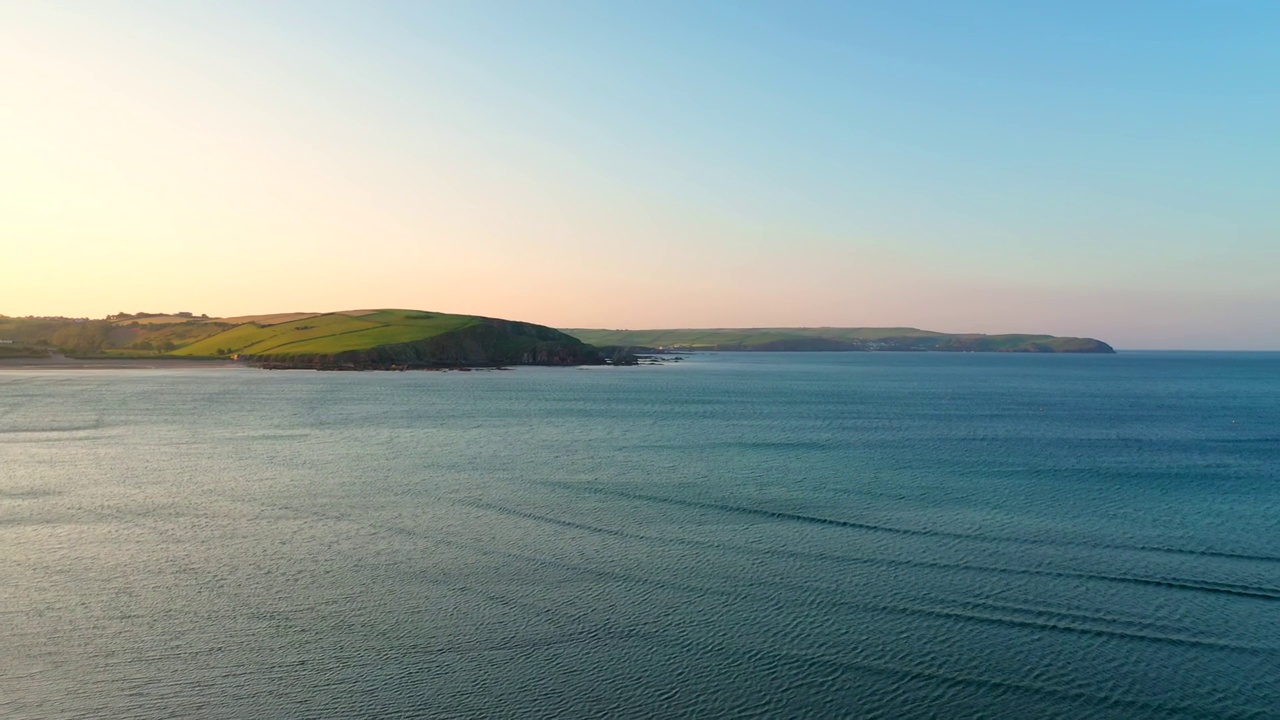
[171,310,482,357]
[565,327,944,348]
[1,310,600,366]
[563,327,1115,353]
[0,343,48,358]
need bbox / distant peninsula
[563,327,1116,354]
[0,310,1115,370]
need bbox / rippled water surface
[3,352,1278,719]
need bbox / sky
[1,1,1277,349]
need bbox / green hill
[171,310,479,358]
[563,327,1115,353]
[0,310,601,367]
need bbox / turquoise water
[2,352,1278,719]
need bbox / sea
[2,352,1277,719]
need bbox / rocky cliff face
[248,319,603,369]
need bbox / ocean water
[2,352,1277,719]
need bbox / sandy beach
[0,355,245,370]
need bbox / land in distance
[0,310,1115,371]
[564,327,1115,354]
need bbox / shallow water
[2,352,1278,718]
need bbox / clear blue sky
[2,1,1277,348]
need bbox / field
[1,310,491,359]
[563,327,1113,353]
[564,327,945,348]
[171,310,482,357]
